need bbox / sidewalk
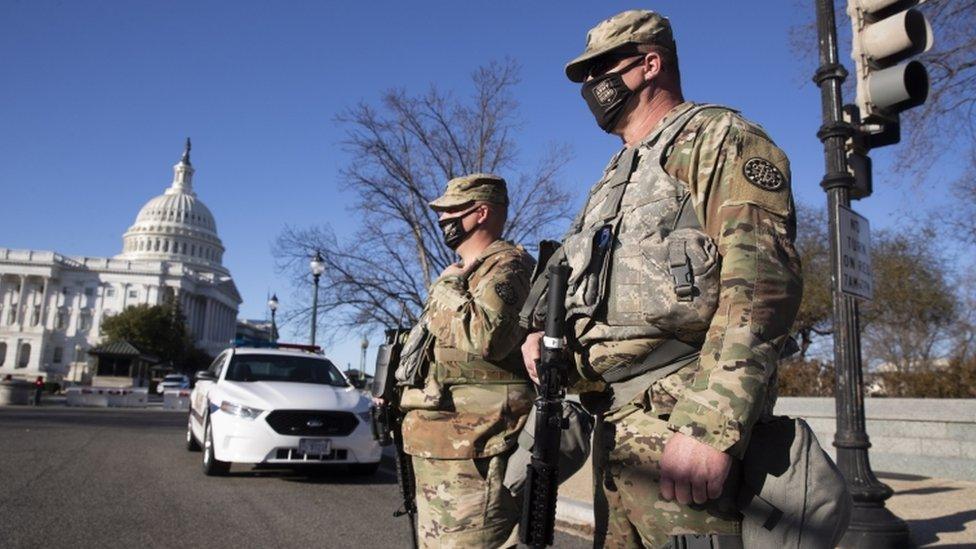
[555,461,976,546]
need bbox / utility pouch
[372,327,407,401]
[398,376,444,411]
[626,197,720,333]
[584,225,615,306]
[394,316,434,389]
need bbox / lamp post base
[841,502,913,549]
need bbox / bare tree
[791,204,834,358]
[790,204,961,371]
[274,60,573,340]
[896,0,976,175]
[946,150,976,245]
[860,230,957,372]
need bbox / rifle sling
[602,338,700,383]
[519,246,566,330]
[604,339,701,410]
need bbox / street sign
[838,205,873,300]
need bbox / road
[0,406,589,549]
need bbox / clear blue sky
[0,1,960,372]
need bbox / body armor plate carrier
[562,104,725,342]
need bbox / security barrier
[163,388,192,411]
[0,381,33,405]
[65,386,149,408]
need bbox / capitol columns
[15,274,27,329]
[204,298,214,343]
[39,276,50,328]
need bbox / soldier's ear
[478,204,492,223]
[642,50,662,83]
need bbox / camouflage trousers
[413,452,520,548]
[594,400,741,548]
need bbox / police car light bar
[274,342,323,354]
[230,338,323,354]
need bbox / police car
[186,344,382,476]
[156,373,190,394]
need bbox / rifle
[370,327,418,549]
[519,263,570,548]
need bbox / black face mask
[581,57,646,133]
[438,207,480,250]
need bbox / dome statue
[117,139,227,273]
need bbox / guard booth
[88,340,159,388]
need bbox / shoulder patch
[494,281,518,305]
[742,157,785,191]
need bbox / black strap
[601,338,700,384]
[591,414,610,548]
[668,239,694,302]
[518,246,566,330]
[596,147,639,224]
[667,193,703,302]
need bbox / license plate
[299,438,332,456]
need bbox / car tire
[202,416,231,476]
[186,412,201,452]
[348,462,380,476]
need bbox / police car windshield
[225,355,348,386]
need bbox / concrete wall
[554,397,975,532]
[774,397,976,482]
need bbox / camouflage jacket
[572,102,803,457]
[402,239,536,459]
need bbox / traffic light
[847,0,933,147]
[843,105,873,199]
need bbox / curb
[555,497,595,540]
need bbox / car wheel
[186,412,201,452]
[202,416,231,476]
[348,462,380,476]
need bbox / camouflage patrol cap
[429,173,509,211]
[565,10,676,83]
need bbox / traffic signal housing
[847,0,933,147]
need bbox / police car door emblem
[594,80,618,106]
[743,157,785,191]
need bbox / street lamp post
[309,251,325,346]
[359,335,368,384]
[812,1,910,546]
[268,294,279,344]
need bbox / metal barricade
[65,386,149,408]
[163,388,191,411]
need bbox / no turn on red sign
[838,205,873,301]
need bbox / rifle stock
[519,264,570,548]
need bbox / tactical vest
[563,104,724,342]
[429,245,531,387]
[431,346,527,385]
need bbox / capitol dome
[117,139,227,273]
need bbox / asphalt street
[0,406,589,549]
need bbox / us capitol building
[0,140,241,382]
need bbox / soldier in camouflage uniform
[522,10,803,548]
[400,173,535,548]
